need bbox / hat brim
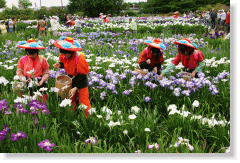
[54,41,82,52]
[17,45,46,50]
[173,42,197,49]
[144,42,167,51]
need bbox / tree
[0,0,6,8]
[67,0,125,17]
[18,0,32,9]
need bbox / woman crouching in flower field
[16,39,50,104]
[159,38,205,79]
[53,37,91,117]
[138,39,167,75]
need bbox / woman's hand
[153,67,158,74]
[158,74,163,80]
[146,59,151,64]
[69,87,78,99]
[53,63,61,69]
[191,71,196,78]
[37,80,44,87]
[25,78,32,83]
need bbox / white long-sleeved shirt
[205,13,210,20]
[50,19,58,30]
[220,12,226,21]
[75,19,82,28]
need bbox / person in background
[183,12,187,19]
[12,17,17,32]
[159,38,205,80]
[0,20,7,36]
[8,17,13,34]
[16,39,50,104]
[188,11,193,19]
[37,16,47,37]
[226,9,230,34]
[55,14,60,22]
[210,8,217,31]
[204,11,210,35]
[73,14,77,20]
[50,16,58,33]
[107,14,111,23]
[103,15,109,24]
[75,16,82,34]
[220,9,226,32]
[138,39,166,75]
[53,37,91,118]
[174,11,178,19]
[129,17,137,34]
[215,10,221,33]
[200,11,205,24]
[69,18,75,27]
[43,16,48,36]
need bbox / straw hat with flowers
[17,39,45,49]
[53,37,82,51]
[144,39,167,51]
[173,38,198,49]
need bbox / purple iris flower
[0,130,8,141]
[32,117,38,126]
[3,125,12,132]
[144,96,151,102]
[211,89,219,95]
[107,83,116,91]
[42,125,46,130]
[100,91,107,100]
[0,105,8,112]
[15,108,28,114]
[112,90,118,95]
[38,139,55,152]
[0,99,7,105]
[10,131,27,141]
[144,81,153,87]
[122,90,132,96]
[182,90,191,96]
[42,109,49,115]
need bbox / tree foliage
[67,0,126,17]
[18,0,32,9]
[140,0,230,14]
[0,0,6,8]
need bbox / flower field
[0,19,230,153]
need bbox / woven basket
[12,82,24,97]
[55,75,72,99]
[182,72,191,81]
[134,68,148,76]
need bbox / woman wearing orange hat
[52,37,91,118]
[138,39,167,75]
[159,38,205,79]
[16,39,50,103]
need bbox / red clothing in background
[226,12,230,24]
